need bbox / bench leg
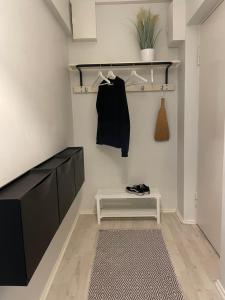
[157,197,161,224]
[96,198,101,224]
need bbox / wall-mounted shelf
[69,60,180,88]
[72,83,176,94]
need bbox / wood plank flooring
[46,213,221,300]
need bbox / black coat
[96,77,130,157]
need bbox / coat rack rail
[69,61,180,87]
[73,83,175,94]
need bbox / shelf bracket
[165,63,172,85]
[77,66,83,87]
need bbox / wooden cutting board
[154,97,170,141]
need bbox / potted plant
[135,8,160,61]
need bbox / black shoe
[126,185,145,196]
[126,184,150,196]
[139,184,150,194]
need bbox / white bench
[95,188,161,224]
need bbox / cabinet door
[21,172,59,281]
[167,0,185,47]
[55,147,85,196]
[57,158,76,221]
[75,148,85,194]
[71,0,97,40]
[0,201,27,286]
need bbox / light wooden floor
[46,213,221,300]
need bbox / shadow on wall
[96,145,129,183]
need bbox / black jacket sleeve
[119,80,130,157]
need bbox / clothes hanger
[125,70,148,86]
[92,71,111,87]
[92,66,111,87]
[150,68,154,85]
[107,70,116,80]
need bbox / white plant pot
[141,48,155,62]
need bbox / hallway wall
[70,2,179,212]
[197,5,225,253]
[0,0,73,188]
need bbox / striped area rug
[88,229,184,300]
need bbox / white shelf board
[96,188,160,200]
[101,208,157,218]
[73,84,175,94]
[69,60,181,71]
[96,187,161,224]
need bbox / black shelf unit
[0,170,59,286]
[0,147,85,286]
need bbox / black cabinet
[0,170,59,286]
[56,147,85,196]
[0,147,85,286]
[34,157,76,222]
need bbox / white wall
[70,2,178,212]
[0,1,76,299]
[0,0,73,187]
[197,0,225,258]
[197,11,224,253]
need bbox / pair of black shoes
[126,184,150,196]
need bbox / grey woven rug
[88,229,184,300]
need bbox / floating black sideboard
[0,147,84,286]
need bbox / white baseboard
[176,210,184,223]
[80,208,176,215]
[176,210,196,225]
[216,280,225,299]
[40,211,80,300]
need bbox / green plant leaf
[134,8,160,49]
